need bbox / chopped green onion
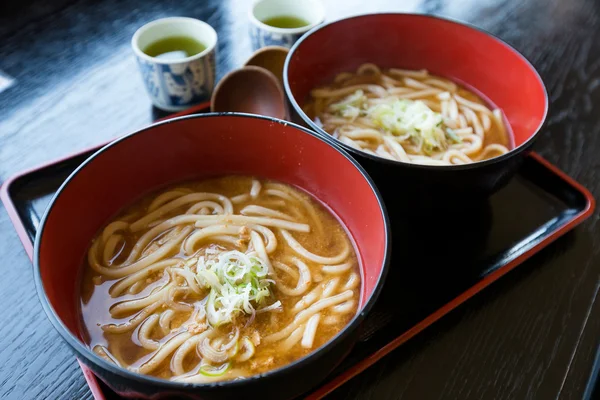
[195,250,276,326]
[227,340,240,358]
[199,362,230,377]
[329,90,367,118]
[368,99,448,152]
[445,128,462,143]
[236,338,256,362]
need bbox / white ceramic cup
[132,17,217,111]
[248,0,325,51]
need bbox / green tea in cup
[143,36,207,60]
[261,15,310,29]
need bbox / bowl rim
[283,12,550,171]
[33,112,392,391]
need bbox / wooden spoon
[210,66,287,119]
[244,45,289,87]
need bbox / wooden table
[1,0,600,398]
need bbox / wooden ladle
[244,45,289,88]
[210,66,287,119]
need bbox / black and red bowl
[284,13,549,204]
[33,114,390,399]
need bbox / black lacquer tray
[1,102,594,399]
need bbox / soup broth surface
[80,176,360,382]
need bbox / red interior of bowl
[286,14,547,147]
[37,115,387,338]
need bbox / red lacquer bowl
[33,114,390,399]
[284,14,549,203]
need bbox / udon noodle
[305,63,512,165]
[80,176,360,382]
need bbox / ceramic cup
[248,0,325,50]
[132,17,217,111]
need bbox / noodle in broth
[80,176,360,382]
[305,64,511,165]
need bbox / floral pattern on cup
[136,50,216,109]
[249,24,303,50]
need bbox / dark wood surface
[1,0,600,399]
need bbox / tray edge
[305,153,596,399]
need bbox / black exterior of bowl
[32,113,391,400]
[352,139,536,210]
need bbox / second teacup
[248,0,325,50]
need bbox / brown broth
[80,176,361,381]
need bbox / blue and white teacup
[249,0,325,51]
[132,17,217,112]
